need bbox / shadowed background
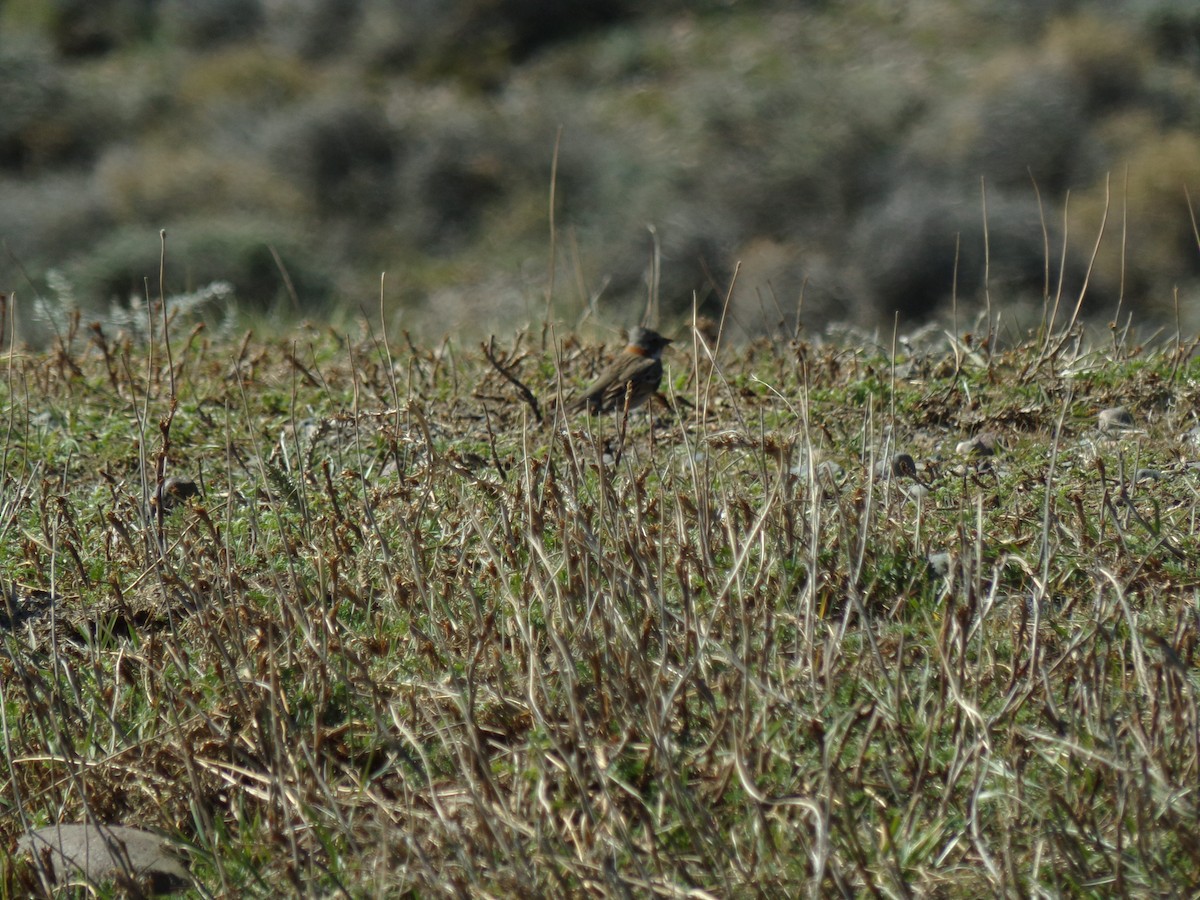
[2,0,1199,340]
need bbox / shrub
[4,0,156,57]
[0,173,113,269]
[96,142,308,223]
[1070,126,1200,306]
[64,220,333,310]
[263,98,399,219]
[0,31,68,169]
[1137,0,1200,63]
[1042,15,1148,113]
[262,0,363,59]
[851,183,1088,323]
[379,87,544,253]
[176,46,315,116]
[158,0,264,49]
[962,59,1092,192]
[27,271,236,346]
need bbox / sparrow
[569,327,673,415]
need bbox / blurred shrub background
[2,0,1200,339]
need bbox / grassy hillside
[3,307,1200,895]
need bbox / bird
[875,451,918,481]
[568,327,673,415]
[151,476,200,515]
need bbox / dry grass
[2,310,1200,897]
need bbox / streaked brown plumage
[569,327,672,415]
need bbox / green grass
[3,315,1200,896]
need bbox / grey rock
[1098,406,1137,434]
[903,482,932,500]
[955,432,1000,456]
[17,824,190,894]
[927,551,952,577]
